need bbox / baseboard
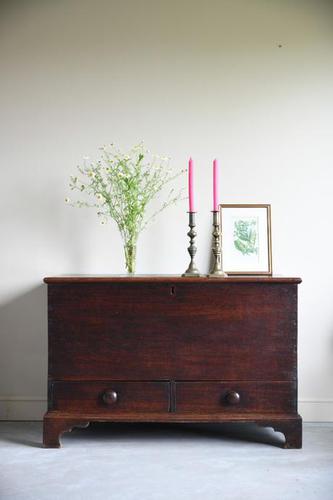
[1,398,333,421]
[0,397,47,421]
[298,400,333,422]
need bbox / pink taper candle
[188,157,194,212]
[213,158,219,211]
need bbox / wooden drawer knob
[102,390,118,405]
[225,390,240,405]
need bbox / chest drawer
[52,381,170,414]
[175,381,296,413]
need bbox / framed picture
[220,204,272,275]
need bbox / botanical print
[221,204,271,275]
[233,217,259,256]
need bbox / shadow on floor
[2,421,285,448]
[77,422,286,447]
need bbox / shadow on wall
[0,286,47,403]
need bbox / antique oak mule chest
[43,276,302,448]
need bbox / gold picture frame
[220,204,272,275]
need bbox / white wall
[1,0,332,421]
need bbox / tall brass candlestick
[209,210,228,278]
[182,212,201,277]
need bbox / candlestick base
[208,271,228,278]
[182,268,201,277]
[182,212,202,277]
[208,210,228,278]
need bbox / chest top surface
[44,275,301,284]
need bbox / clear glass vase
[124,240,137,274]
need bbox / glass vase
[124,240,137,274]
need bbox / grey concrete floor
[0,422,332,500]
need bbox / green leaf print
[233,219,258,256]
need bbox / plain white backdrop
[0,0,332,420]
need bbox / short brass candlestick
[209,210,228,278]
[182,212,201,277]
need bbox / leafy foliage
[66,142,185,272]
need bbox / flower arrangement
[66,142,185,273]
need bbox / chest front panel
[48,282,297,382]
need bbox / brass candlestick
[182,212,201,277]
[209,210,228,278]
